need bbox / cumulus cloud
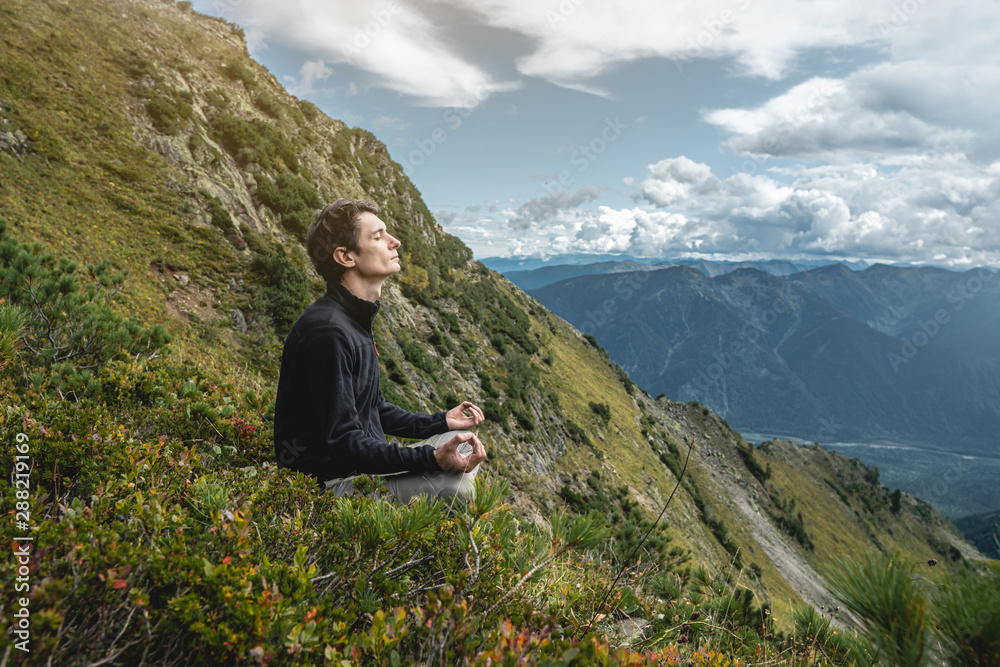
[704,70,982,162]
[629,155,1000,264]
[702,2,1000,163]
[640,157,722,206]
[464,153,999,264]
[210,0,900,108]
[507,185,601,231]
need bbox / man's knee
[448,476,476,503]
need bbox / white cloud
[212,0,520,107]
[630,155,1000,264]
[640,157,721,206]
[701,2,1000,163]
[437,0,885,88]
[507,186,601,231]
[284,59,334,96]
[465,154,1000,264]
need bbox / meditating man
[273,199,486,502]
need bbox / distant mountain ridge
[529,264,1000,456]
[482,253,871,277]
[494,256,878,290]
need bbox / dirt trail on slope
[730,492,839,612]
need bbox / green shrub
[299,100,320,121]
[204,87,229,110]
[199,189,234,231]
[736,440,770,485]
[254,92,282,118]
[222,59,256,88]
[209,114,299,172]
[827,551,929,667]
[503,351,538,403]
[0,219,170,374]
[254,172,321,238]
[933,563,1000,666]
[0,301,27,369]
[145,88,193,134]
[589,401,611,426]
[245,233,312,335]
[767,487,814,551]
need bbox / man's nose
[389,234,401,249]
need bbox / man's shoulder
[286,295,351,342]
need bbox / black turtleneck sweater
[273,283,447,481]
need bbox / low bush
[254,172,322,239]
[209,113,299,172]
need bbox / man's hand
[446,401,485,430]
[434,432,486,473]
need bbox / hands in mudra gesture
[433,431,487,472]
[437,402,487,472]
[445,401,485,430]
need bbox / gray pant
[323,431,479,504]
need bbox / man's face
[348,211,401,281]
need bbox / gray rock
[0,129,28,158]
[231,308,247,333]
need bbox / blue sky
[190,0,1000,266]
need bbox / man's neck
[339,275,384,303]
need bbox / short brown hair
[307,199,379,285]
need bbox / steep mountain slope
[530,267,1000,456]
[0,0,985,653]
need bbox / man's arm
[308,328,440,476]
[378,395,449,440]
[379,398,486,439]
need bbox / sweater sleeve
[378,393,449,441]
[307,327,440,476]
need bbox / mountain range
[484,254,873,281]
[529,264,1000,459]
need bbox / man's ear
[332,246,355,269]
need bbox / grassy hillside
[1,0,995,664]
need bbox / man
[273,198,487,503]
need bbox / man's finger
[468,435,486,468]
[469,404,485,424]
